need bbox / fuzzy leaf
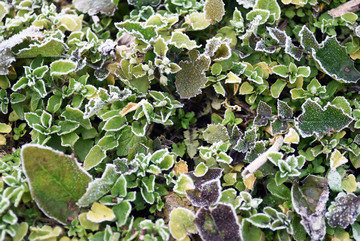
[314,37,360,83]
[175,54,210,99]
[21,145,91,224]
[186,180,221,207]
[326,193,360,229]
[204,0,225,23]
[195,204,241,241]
[169,207,197,240]
[203,124,229,144]
[299,25,319,53]
[296,99,353,138]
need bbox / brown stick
[328,0,360,17]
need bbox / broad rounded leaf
[169,207,197,240]
[50,60,77,76]
[21,144,91,224]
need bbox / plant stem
[242,135,284,179]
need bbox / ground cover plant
[2,0,360,240]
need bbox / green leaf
[175,54,210,99]
[79,213,99,231]
[50,59,77,76]
[170,32,200,50]
[154,37,168,57]
[115,21,157,42]
[60,132,79,147]
[299,25,319,53]
[254,0,281,21]
[16,38,64,58]
[61,106,92,129]
[194,162,208,177]
[111,174,127,197]
[47,95,62,113]
[97,135,118,150]
[21,144,91,224]
[247,214,271,228]
[204,0,225,24]
[272,65,289,78]
[295,99,353,138]
[314,37,360,83]
[0,1,8,22]
[78,164,119,207]
[203,124,229,144]
[331,96,352,116]
[246,9,270,24]
[113,201,132,226]
[84,145,107,170]
[185,12,211,30]
[270,79,286,98]
[169,207,197,240]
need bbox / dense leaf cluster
[2,0,360,240]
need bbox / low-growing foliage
[2,0,360,240]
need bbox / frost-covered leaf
[186,179,221,207]
[291,175,329,241]
[173,174,195,195]
[295,99,353,138]
[170,32,200,50]
[16,38,64,58]
[115,21,157,42]
[326,192,360,229]
[314,37,360,83]
[254,101,272,127]
[73,0,117,16]
[87,202,115,223]
[247,214,272,228]
[175,54,210,99]
[113,201,131,226]
[254,0,281,21]
[195,203,241,241]
[204,37,232,61]
[21,144,91,224]
[187,168,223,188]
[84,145,107,170]
[185,12,211,30]
[299,25,319,53]
[204,0,225,24]
[169,207,197,240]
[50,60,77,76]
[153,37,168,57]
[203,124,229,144]
[246,9,270,24]
[0,27,44,75]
